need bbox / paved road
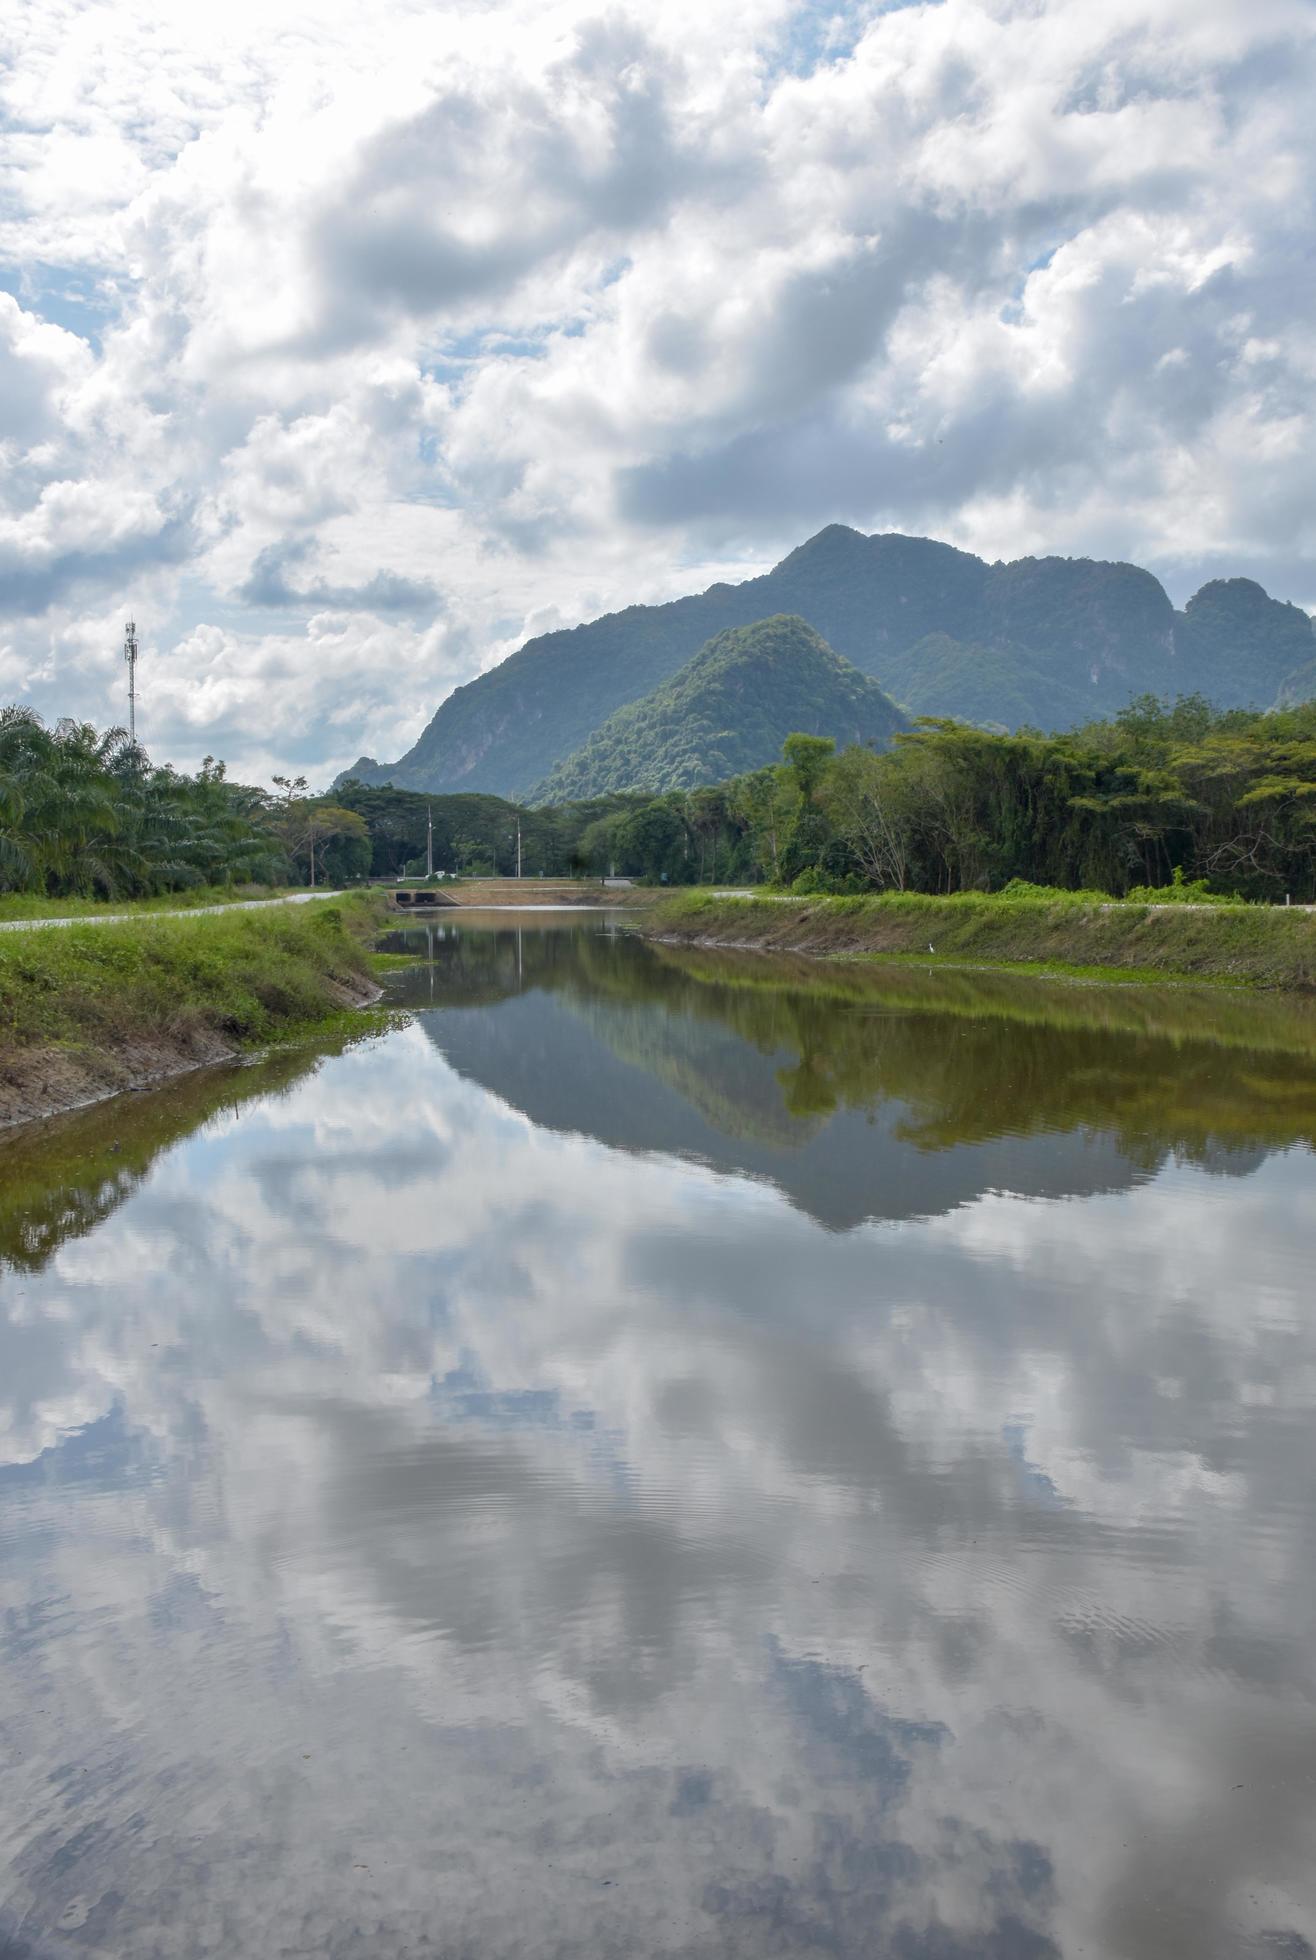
[0,892,345,933]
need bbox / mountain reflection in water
[0,916,1313,1960]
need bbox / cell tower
[123,618,139,743]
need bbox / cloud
[237,538,443,616]
[0,0,1313,779]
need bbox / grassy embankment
[644,890,1316,990]
[0,892,393,1128]
[0,884,307,924]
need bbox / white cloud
[0,0,1313,779]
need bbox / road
[0,892,345,933]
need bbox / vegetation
[0,893,392,1126]
[346,523,1315,797]
[263,773,371,885]
[16,681,1312,925]
[533,615,905,801]
[0,708,288,899]
[333,778,648,877]
[0,885,299,924]
[580,695,1316,905]
[644,889,1316,990]
[0,893,385,1050]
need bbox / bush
[995,879,1111,905]
[1124,868,1238,906]
[789,867,867,896]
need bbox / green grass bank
[641,891,1316,990]
[0,892,391,1128]
[0,883,307,925]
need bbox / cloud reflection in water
[0,925,1314,1958]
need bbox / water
[2,916,1314,1959]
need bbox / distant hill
[1174,579,1315,702]
[533,615,906,802]
[343,526,1315,797]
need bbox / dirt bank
[0,896,390,1129]
[0,973,382,1130]
[637,892,1316,991]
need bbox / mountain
[343,526,1315,798]
[533,615,906,802]
[872,632,1098,731]
[1174,579,1316,705]
[1277,655,1316,709]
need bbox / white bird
[928,942,935,953]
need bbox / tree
[820,745,919,890]
[781,733,836,803]
[264,779,369,885]
[613,800,690,881]
[0,708,284,898]
[728,766,790,882]
[686,786,729,883]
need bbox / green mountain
[533,616,906,802]
[1277,656,1316,710]
[343,526,1314,798]
[1174,579,1315,704]
[875,632,1097,731]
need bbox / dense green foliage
[534,616,906,801]
[333,777,648,877]
[0,711,386,902]
[0,709,285,898]
[348,525,1315,797]
[577,695,1316,903]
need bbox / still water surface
[2,917,1315,1958]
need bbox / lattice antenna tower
[123,618,139,743]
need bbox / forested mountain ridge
[344,526,1316,799]
[533,616,906,803]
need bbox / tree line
[569,696,1316,902]
[8,693,1314,905]
[0,708,373,898]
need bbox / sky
[1,0,1313,787]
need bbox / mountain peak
[772,524,870,575]
[357,527,1313,798]
[533,614,905,803]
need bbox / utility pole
[123,619,139,743]
[426,805,433,879]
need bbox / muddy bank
[0,974,382,1130]
[635,892,1316,991]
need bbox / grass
[649,939,1316,1054]
[0,892,390,1056]
[645,889,1316,991]
[0,884,305,924]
